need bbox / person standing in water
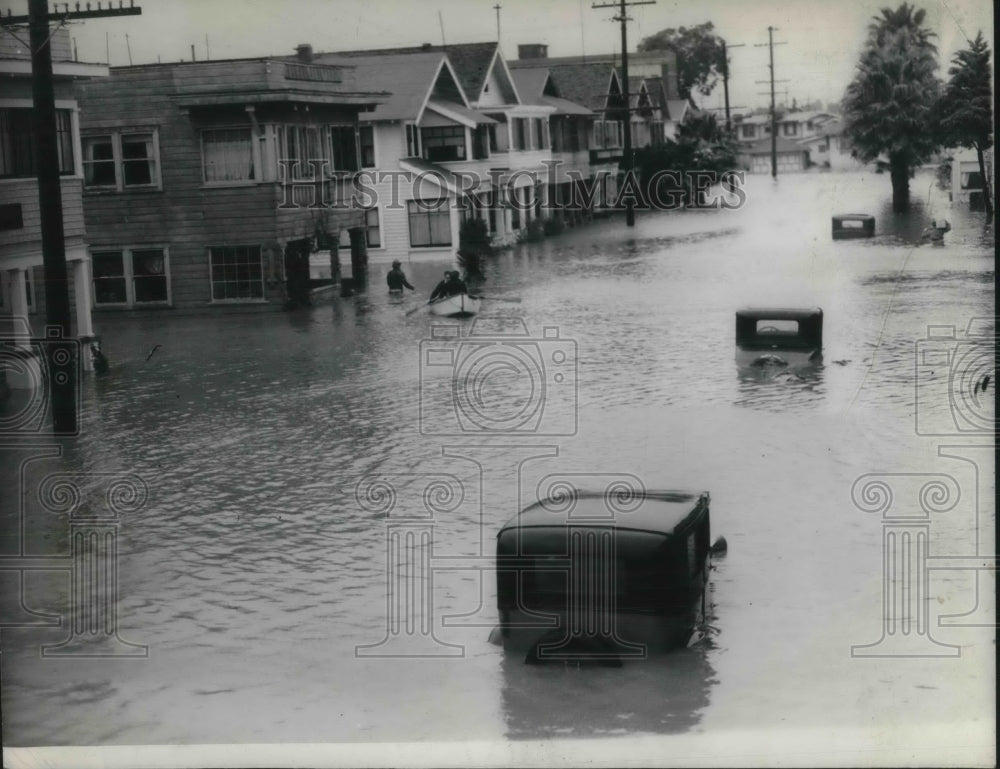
[386,260,415,294]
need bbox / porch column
[71,259,95,372]
[7,268,30,347]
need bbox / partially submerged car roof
[499,490,709,537]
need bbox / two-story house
[318,42,561,256]
[75,48,388,310]
[1,28,106,347]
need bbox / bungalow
[323,42,558,253]
[1,28,106,343]
[75,47,388,310]
[796,118,869,172]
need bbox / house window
[202,128,255,183]
[277,125,325,179]
[82,130,160,190]
[0,108,75,178]
[359,125,376,168]
[593,121,605,148]
[209,245,264,301]
[408,200,451,247]
[91,247,169,306]
[405,124,421,157]
[420,126,466,162]
[364,206,381,248]
[330,125,359,172]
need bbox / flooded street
[2,171,994,758]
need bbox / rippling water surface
[1,171,994,755]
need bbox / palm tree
[936,32,993,216]
[843,4,941,212]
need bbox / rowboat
[428,293,481,318]
[495,489,714,661]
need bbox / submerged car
[832,214,875,239]
[736,307,823,372]
[495,489,712,662]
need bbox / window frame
[201,126,257,185]
[90,246,171,307]
[407,199,452,248]
[82,128,161,192]
[0,107,76,179]
[363,206,382,249]
[208,244,267,303]
[420,125,467,163]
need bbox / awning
[540,95,593,117]
[424,99,498,127]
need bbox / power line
[754,26,787,178]
[591,0,655,228]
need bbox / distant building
[738,136,810,173]
[950,146,994,210]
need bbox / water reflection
[500,641,716,739]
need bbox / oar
[470,295,522,303]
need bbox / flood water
[1,171,995,761]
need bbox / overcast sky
[18,0,994,111]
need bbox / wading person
[386,260,415,294]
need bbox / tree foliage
[842,3,942,211]
[935,31,994,215]
[637,22,727,103]
[936,32,993,152]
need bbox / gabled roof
[325,42,508,106]
[526,61,618,112]
[665,99,690,122]
[313,51,469,122]
[643,76,667,109]
[307,51,452,121]
[510,67,551,104]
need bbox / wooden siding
[76,64,373,308]
[0,178,86,254]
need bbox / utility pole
[721,40,744,133]
[592,0,654,227]
[754,26,786,179]
[493,3,501,43]
[2,0,142,434]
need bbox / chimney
[518,44,548,60]
[296,43,313,63]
